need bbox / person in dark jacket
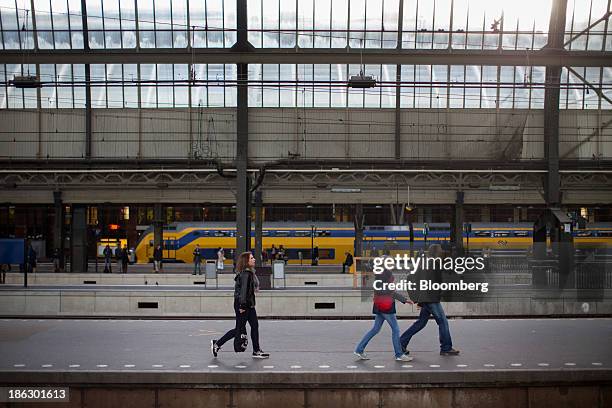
[312,246,319,266]
[103,245,113,273]
[211,252,269,359]
[193,244,202,275]
[153,245,163,273]
[400,244,460,356]
[120,246,129,274]
[27,243,37,274]
[354,266,412,361]
[342,251,354,273]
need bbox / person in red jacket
[354,267,412,361]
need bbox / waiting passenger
[103,244,113,273]
[121,246,129,274]
[312,246,319,266]
[270,245,277,263]
[193,244,202,275]
[153,245,163,273]
[27,243,37,274]
[354,268,412,362]
[400,244,460,356]
[211,252,269,359]
[217,247,225,270]
[342,251,354,274]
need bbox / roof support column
[233,0,254,255]
[543,0,567,206]
[80,0,92,159]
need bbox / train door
[164,239,177,260]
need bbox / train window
[192,231,200,236]
[474,231,491,237]
[262,231,270,237]
[514,231,529,237]
[316,230,331,237]
[492,232,510,237]
[576,231,592,237]
[598,231,612,237]
[294,231,310,237]
[275,231,290,237]
[214,231,228,237]
[149,240,154,246]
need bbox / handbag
[233,312,248,352]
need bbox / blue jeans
[194,262,201,275]
[355,313,403,358]
[400,302,452,352]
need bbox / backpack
[373,295,394,313]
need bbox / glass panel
[154,0,172,48]
[172,0,188,48]
[123,64,138,107]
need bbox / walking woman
[355,267,412,361]
[211,252,269,359]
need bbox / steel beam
[543,0,568,206]
[1,49,610,67]
[234,0,252,256]
[80,0,92,158]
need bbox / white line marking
[208,365,219,368]
[69,364,80,368]
[510,363,522,367]
[290,365,302,369]
[318,365,330,369]
[429,364,440,368]
[564,363,576,366]
[41,364,53,368]
[592,362,603,366]
[124,364,135,368]
[96,364,108,368]
[235,365,247,369]
[456,364,468,368]
[401,365,413,368]
[179,365,191,368]
[347,365,358,369]
[152,364,164,368]
[537,363,550,367]
[13,364,25,368]
[263,365,275,369]
[484,364,495,367]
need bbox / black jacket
[344,254,354,266]
[153,247,163,261]
[234,268,256,309]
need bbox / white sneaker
[354,352,369,360]
[395,354,413,362]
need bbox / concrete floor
[1,318,610,374]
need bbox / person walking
[342,251,354,274]
[193,244,202,275]
[400,244,460,356]
[121,245,129,274]
[153,244,163,273]
[354,267,412,362]
[103,244,113,273]
[311,246,319,266]
[217,247,225,270]
[211,252,269,359]
[27,243,37,274]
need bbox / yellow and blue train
[134,222,612,264]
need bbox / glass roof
[0,1,610,110]
[0,0,610,50]
[2,63,610,110]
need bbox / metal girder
[543,0,568,206]
[1,49,610,67]
[565,66,612,106]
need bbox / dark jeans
[217,301,260,352]
[342,262,352,273]
[400,302,453,352]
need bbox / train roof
[168,222,354,230]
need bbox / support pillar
[254,190,263,266]
[153,203,163,252]
[70,205,88,273]
[543,0,567,206]
[80,0,92,158]
[452,192,465,255]
[53,191,64,255]
[354,204,364,257]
